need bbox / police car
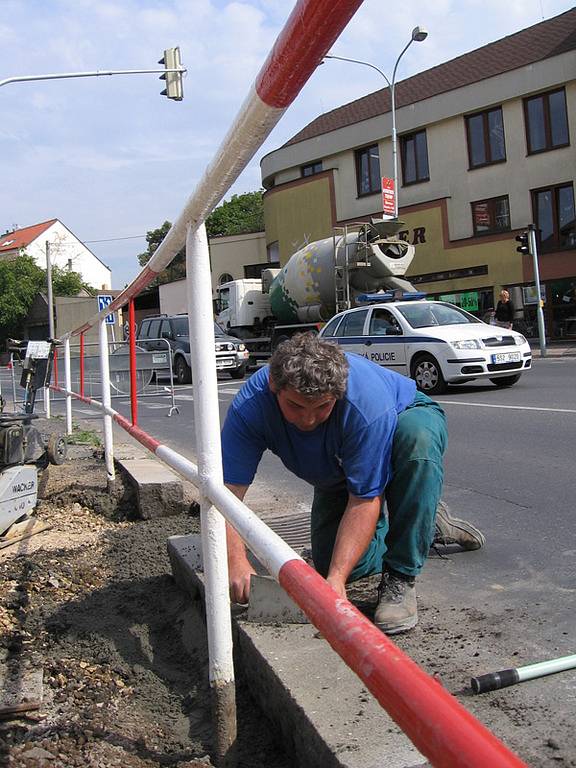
[317,293,532,395]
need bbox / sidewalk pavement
[529,339,576,356]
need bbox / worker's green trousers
[310,391,447,581]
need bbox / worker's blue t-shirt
[221,353,416,499]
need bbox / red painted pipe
[79,332,85,398]
[279,559,527,768]
[255,0,364,108]
[129,299,137,426]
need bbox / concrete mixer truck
[215,219,418,366]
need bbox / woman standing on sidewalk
[494,289,514,329]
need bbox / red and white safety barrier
[55,0,528,763]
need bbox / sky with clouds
[1,0,573,288]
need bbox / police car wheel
[411,354,447,395]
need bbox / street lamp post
[325,26,428,218]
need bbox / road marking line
[439,400,576,414]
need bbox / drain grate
[264,512,311,551]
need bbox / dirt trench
[0,446,291,768]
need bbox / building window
[532,183,576,252]
[355,144,381,196]
[401,130,429,185]
[524,88,569,154]
[302,161,323,177]
[218,273,233,285]
[466,107,506,168]
[471,196,510,236]
[267,241,279,263]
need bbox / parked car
[318,297,532,395]
[136,315,250,384]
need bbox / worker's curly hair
[269,332,349,399]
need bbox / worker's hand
[326,574,347,600]
[228,560,257,605]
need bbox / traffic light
[159,47,183,101]
[515,231,529,255]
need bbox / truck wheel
[411,354,447,395]
[175,356,192,385]
[47,434,67,465]
[271,334,290,352]
[490,374,521,388]
[230,365,246,380]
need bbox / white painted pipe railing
[64,338,72,435]
[98,319,115,490]
[186,223,236,758]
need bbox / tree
[136,190,265,282]
[0,254,94,345]
[205,190,264,238]
[51,265,94,296]
[0,256,45,339]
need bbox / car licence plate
[491,352,521,364]
[216,358,234,369]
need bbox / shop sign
[381,177,395,216]
[459,292,479,312]
[440,292,478,311]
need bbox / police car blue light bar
[357,291,428,303]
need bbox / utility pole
[45,241,55,338]
[528,224,547,358]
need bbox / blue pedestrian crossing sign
[97,294,116,325]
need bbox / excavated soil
[0,446,290,768]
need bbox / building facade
[260,10,576,338]
[0,219,111,291]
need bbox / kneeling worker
[221,333,483,635]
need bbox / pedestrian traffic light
[159,47,183,101]
[515,231,529,255]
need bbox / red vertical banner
[381,177,395,216]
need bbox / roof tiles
[284,8,576,147]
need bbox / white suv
[318,298,532,395]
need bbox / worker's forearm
[224,483,250,565]
[328,496,382,585]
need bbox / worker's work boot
[433,500,486,551]
[374,568,418,635]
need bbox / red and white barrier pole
[129,298,138,426]
[186,223,236,762]
[98,318,115,492]
[64,337,72,435]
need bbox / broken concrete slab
[118,458,183,519]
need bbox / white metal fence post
[64,337,73,435]
[44,387,51,418]
[98,319,116,492]
[186,222,236,766]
